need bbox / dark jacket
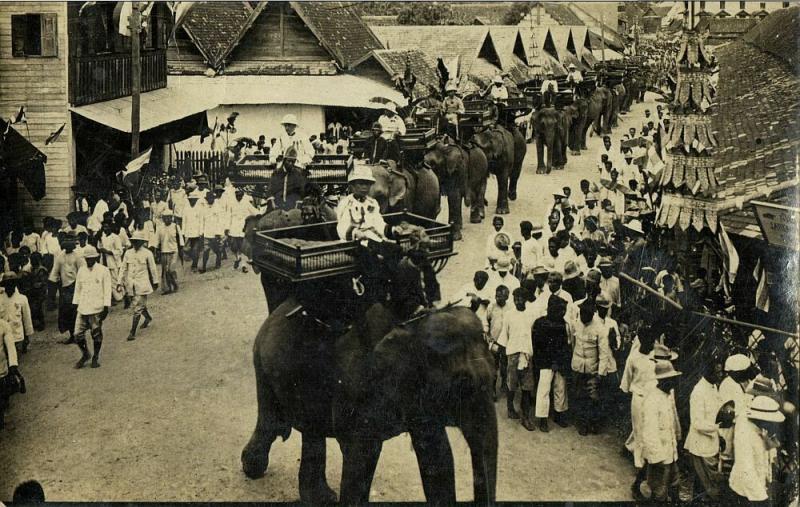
[391,257,440,319]
[364,136,400,164]
[268,167,307,210]
[532,315,570,371]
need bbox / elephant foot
[470,213,482,224]
[571,150,580,156]
[509,191,517,201]
[496,205,510,215]
[453,229,463,241]
[241,445,270,479]
[536,167,546,174]
[300,482,337,505]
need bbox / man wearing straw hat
[273,114,313,167]
[118,230,158,341]
[729,396,785,504]
[71,245,111,369]
[377,102,406,141]
[641,359,682,502]
[440,82,465,141]
[154,210,183,294]
[337,164,395,243]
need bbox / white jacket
[641,387,681,464]
[729,418,771,501]
[684,377,721,457]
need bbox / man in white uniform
[272,114,314,167]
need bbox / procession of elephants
[239,69,648,504]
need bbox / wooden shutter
[11,15,27,57]
[40,13,58,57]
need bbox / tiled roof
[519,27,568,77]
[371,26,490,78]
[536,2,584,26]
[369,49,440,97]
[720,188,797,239]
[546,26,585,70]
[361,15,399,26]
[708,17,758,35]
[182,2,258,71]
[450,2,514,25]
[742,5,800,71]
[293,2,384,69]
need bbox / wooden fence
[175,151,228,186]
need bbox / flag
[209,117,221,150]
[78,1,96,16]
[45,123,65,145]
[121,147,152,193]
[12,106,26,124]
[115,2,132,36]
[717,222,739,285]
[754,258,770,312]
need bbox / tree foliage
[502,2,535,25]
[396,2,467,25]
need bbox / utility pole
[130,1,141,157]
[600,12,606,62]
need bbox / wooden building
[167,1,403,151]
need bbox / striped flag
[45,123,66,145]
[717,222,739,285]
[753,258,770,312]
[12,106,26,124]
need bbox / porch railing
[70,49,167,106]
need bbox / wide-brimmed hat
[568,63,577,69]
[382,102,397,113]
[445,82,458,93]
[552,190,566,198]
[161,210,174,218]
[281,114,298,125]
[624,219,645,235]
[532,265,550,276]
[564,260,580,280]
[0,273,19,286]
[747,375,778,398]
[747,396,785,423]
[130,230,149,243]
[724,353,751,372]
[598,258,614,268]
[654,360,682,380]
[494,232,511,249]
[493,75,503,84]
[188,189,204,200]
[496,258,511,270]
[348,163,376,183]
[585,192,598,202]
[595,294,611,308]
[82,245,100,259]
[584,269,602,285]
[650,342,678,361]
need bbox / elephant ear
[416,308,478,357]
[387,169,410,208]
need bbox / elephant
[240,301,498,504]
[610,82,626,128]
[424,141,489,235]
[509,126,527,201]
[369,162,441,220]
[531,107,567,174]
[585,85,613,137]
[472,125,525,215]
[565,97,589,156]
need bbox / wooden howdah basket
[252,212,456,282]
[229,154,353,189]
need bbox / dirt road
[0,95,660,502]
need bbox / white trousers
[535,369,568,418]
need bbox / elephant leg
[495,169,510,215]
[535,137,546,174]
[299,433,337,504]
[460,392,498,504]
[446,185,463,241]
[410,426,456,505]
[241,358,287,479]
[474,177,487,222]
[338,437,383,504]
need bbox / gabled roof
[567,3,624,49]
[181,2,263,71]
[545,26,584,70]
[181,1,382,72]
[361,15,398,26]
[519,27,568,76]
[743,5,799,71]
[485,27,536,82]
[292,2,384,69]
[708,17,758,35]
[533,2,584,26]
[371,26,491,79]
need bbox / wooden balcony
[70,49,167,106]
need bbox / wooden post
[131,1,142,157]
[600,13,606,63]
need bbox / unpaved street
[0,95,659,502]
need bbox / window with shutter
[11,13,56,57]
[41,13,58,57]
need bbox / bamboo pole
[619,272,799,339]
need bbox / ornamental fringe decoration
[665,114,717,154]
[676,31,712,67]
[661,154,718,194]
[657,195,720,233]
[673,74,715,112]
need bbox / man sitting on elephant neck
[364,122,400,164]
[268,147,307,211]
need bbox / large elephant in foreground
[424,141,489,235]
[565,97,589,155]
[472,125,516,214]
[610,82,626,128]
[241,302,498,504]
[531,107,567,173]
[585,85,613,136]
[369,162,440,219]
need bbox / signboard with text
[752,201,799,250]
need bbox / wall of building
[0,1,73,225]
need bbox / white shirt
[490,85,509,100]
[520,237,544,273]
[539,80,558,94]
[684,377,722,458]
[620,347,657,396]
[40,231,61,256]
[504,307,534,356]
[729,417,772,501]
[88,199,109,232]
[378,114,407,140]
[336,194,386,242]
[642,387,681,465]
[119,247,157,296]
[228,198,260,238]
[73,263,112,315]
[273,130,314,166]
[597,315,619,375]
[0,290,33,343]
[170,188,189,218]
[600,275,621,307]
[20,232,41,253]
[486,271,520,295]
[202,202,226,237]
[182,203,204,239]
[0,319,18,377]
[453,282,492,333]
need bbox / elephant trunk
[462,149,471,207]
